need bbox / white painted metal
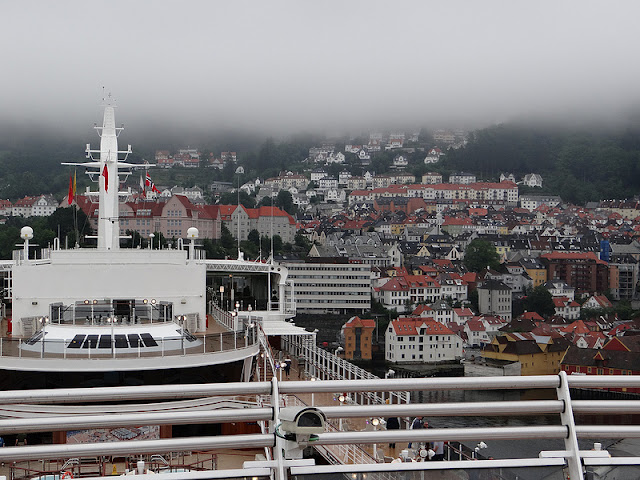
[556,370,582,480]
[572,400,640,413]
[28,469,272,480]
[316,400,563,418]
[1,374,640,478]
[0,407,272,433]
[290,457,567,474]
[0,434,274,461]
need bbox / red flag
[67,174,74,205]
[102,165,109,192]
[146,172,160,193]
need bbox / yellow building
[482,333,569,375]
[496,224,509,235]
[390,222,405,236]
[520,258,547,288]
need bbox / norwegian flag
[145,172,160,194]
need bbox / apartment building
[282,260,372,314]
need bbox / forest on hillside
[2,123,640,205]
[444,124,640,204]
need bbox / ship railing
[209,303,235,331]
[0,372,640,480]
[49,301,175,325]
[0,328,258,360]
[3,374,640,480]
[283,279,296,316]
[12,248,51,265]
[284,393,377,466]
[256,324,278,383]
[282,333,410,406]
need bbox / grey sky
[3,1,640,135]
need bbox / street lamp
[338,394,345,431]
[371,417,381,460]
[219,286,224,308]
[383,369,395,404]
[310,377,316,406]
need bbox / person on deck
[386,415,400,448]
[407,416,423,448]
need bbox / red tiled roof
[561,320,590,335]
[541,251,608,265]
[344,316,376,329]
[391,318,453,335]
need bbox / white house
[422,172,443,184]
[522,173,543,188]
[392,155,409,169]
[30,195,59,217]
[310,168,327,183]
[385,317,463,363]
[553,297,581,320]
[319,176,339,190]
[424,148,443,164]
[449,173,477,184]
[325,188,346,203]
[327,152,346,165]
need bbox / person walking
[407,416,423,449]
[386,415,400,449]
[15,433,27,446]
[431,440,445,461]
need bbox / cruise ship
[0,99,300,390]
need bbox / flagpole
[73,169,79,248]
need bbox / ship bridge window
[128,334,142,348]
[83,335,99,348]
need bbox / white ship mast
[63,94,135,250]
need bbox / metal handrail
[0,374,639,480]
[281,334,410,405]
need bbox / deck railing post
[557,370,583,480]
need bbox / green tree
[294,231,312,252]
[202,238,227,259]
[523,285,556,318]
[275,190,296,215]
[463,239,500,272]
[218,191,255,208]
[220,223,236,252]
[247,229,260,246]
[272,234,283,253]
[123,229,146,249]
